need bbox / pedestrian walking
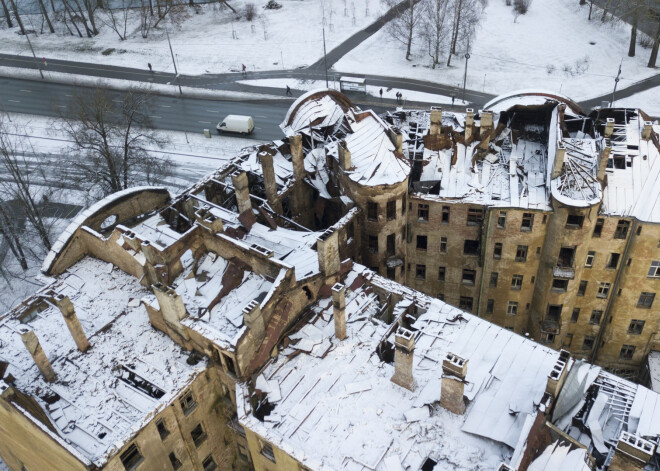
[242,64,247,76]
[379,88,383,100]
[451,95,455,105]
[42,57,47,67]
[148,63,153,72]
[286,85,292,96]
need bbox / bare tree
[422,0,450,68]
[36,0,55,33]
[383,0,422,60]
[447,0,483,66]
[1,0,14,28]
[100,0,133,39]
[649,8,660,67]
[8,0,26,34]
[60,88,172,196]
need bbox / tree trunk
[37,0,55,33]
[0,0,13,27]
[447,0,462,66]
[649,18,660,68]
[628,9,638,57]
[0,205,28,270]
[8,0,25,35]
[600,0,611,22]
[588,0,593,20]
[405,0,414,60]
[84,0,98,34]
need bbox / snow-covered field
[0,0,381,75]
[239,77,469,105]
[334,0,658,100]
[617,90,660,118]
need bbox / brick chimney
[480,110,494,138]
[243,299,265,343]
[290,134,305,183]
[609,432,656,471]
[19,329,56,382]
[552,141,566,179]
[604,117,615,138]
[338,140,352,171]
[317,229,340,278]
[441,353,468,414]
[465,108,475,142]
[332,283,346,340]
[430,107,443,135]
[231,170,252,216]
[642,121,654,141]
[53,294,89,352]
[258,148,282,213]
[598,140,611,182]
[389,127,403,153]
[390,327,416,391]
[194,205,223,233]
[545,349,570,399]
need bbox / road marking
[206,109,219,113]
[198,121,211,124]
[65,94,73,97]
[256,127,262,130]
[20,89,32,93]
[56,105,66,108]
[112,99,123,103]
[160,105,171,108]
[151,115,162,119]
[256,115,267,119]
[8,99,20,103]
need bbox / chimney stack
[288,134,312,226]
[391,327,416,391]
[194,205,224,233]
[338,140,352,171]
[609,432,656,471]
[53,294,89,352]
[465,109,475,142]
[430,107,443,135]
[642,121,654,141]
[231,170,252,216]
[317,229,340,279]
[243,299,265,343]
[258,148,283,213]
[441,353,468,414]
[388,127,403,153]
[604,117,615,138]
[598,140,611,182]
[332,283,346,340]
[20,329,56,382]
[545,349,570,399]
[480,110,494,138]
[552,141,566,179]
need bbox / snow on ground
[617,90,660,118]
[0,0,381,75]
[239,78,468,105]
[334,0,657,100]
[0,457,8,471]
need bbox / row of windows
[367,198,405,222]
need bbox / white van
[216,115,255,135]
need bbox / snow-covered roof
[0,257,205,467]
[648,351,660,394]
[280,89,354,138]
[237,265,562,470]
[484,90,584,115]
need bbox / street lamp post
[322,23,329,88]
[24,32,44,79]
[166,30,183,95]
[611,59,623,107]
[462,52,470,103]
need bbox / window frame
[462,268,476,286]
[416,235,428,251]
[467,207,484,226]
[180,391,197,416]
[367,202,378,222]
[507,301,518,316]
[386,201,396,221]
[628,319,645,335]
[418,203,429,222]
[648,261,660,278]
[459,296,474,312]
[493,243,502,259]
[120,443,144,471]
[511,274,523,290]
[521,213,534,231]
[637,292,655,309]
[619,344,636,360]
[415,264,426,280]
[515,245,528,262]
[438,266,446,282]
[439,237,447,253]
[597,282,611,299]
[497,211,507,229]
[191,423,208,448]
[585,251,595,268]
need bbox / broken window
[486,299,494,314]
[416,235,427,250]
[464,239,480,256]
[593,218,604,237]
[368,235,379,253]
[585,251,595,267]
[521,213,534,231]
[589,310,603,325]
[490,272,498,287]
[367,202,378,221]
[571,308,580,323]
[557,247,575,268]
[648,261,660,278]
[459,296,474,312]
[582,336,595,350]
[515,245,528,262]
[552,278,568,292]
[577,280,588,296]
[169,452,182,470]
[628,319,645,335]
[418,203,429,221]
[119,366,165,399]
[614,220,630,239]
[563,334,573,347]
[493,242,502,259]
[507,301,518,316]
[497,211,507,229]
[387,201,396,220]
[607,253,620,269]
[613,154,626,169]
[511,274,523,290]
[543,333,556,344]
[180,391,197,416]
[638,292,655,309]
[547,304,562,322]
[467,207,484,226]
[156,419,170,440]
[191,423,207,448]
[442,206,450,224]
[440,237,447,253]
[597,282,611,299]
[421,458,438,471]
[566,214,584,229]
[437,293,444,301]
[416,264,426,280]
[386,234,395,256]
[120,444,144,471]
[347,221,354,241]
[438,266,446,282]
[203,455,218,471]
[386,266,395,280]
[261,442,276,462]
[462,269,476,285]
[619,345,636,360]
[402,195,406,215]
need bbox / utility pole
[166,30,183,95]
[24,32,44,79]
[462,52,470,103]
[322,23,329,88]
[611,58,622,107]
